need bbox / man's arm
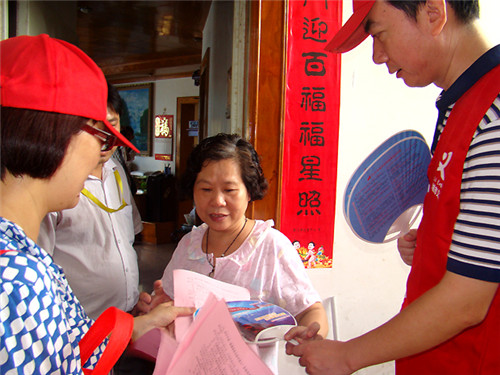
[287,271,498,375]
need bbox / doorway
[175,96,200,229]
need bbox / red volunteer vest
[396,65,500,374]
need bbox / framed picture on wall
[117,83,154,156]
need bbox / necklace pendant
[209,269,215,278]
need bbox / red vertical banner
[281,0,341,269]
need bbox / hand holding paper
[128,294,274,375]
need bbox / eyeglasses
[82,124,118,151]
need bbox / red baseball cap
[325,0,375,53]
[1,34,139,152]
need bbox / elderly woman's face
[193,158,250,235]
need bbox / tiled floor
[134,240,176,293]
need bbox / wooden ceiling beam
[99,53,201,75]
[107,70,195,85]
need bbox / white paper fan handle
[383,204,422,243]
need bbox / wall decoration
[154,114,174,161]
[155,114,174,138]
[280,0,341,269]
[117,83,154,156]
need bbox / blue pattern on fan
[344,130,431,243]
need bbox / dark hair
[181,133,268,201]
[1,107,88,180]
[388,0,479,23]
[107,81,123,116]
[121,125,135,141]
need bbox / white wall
[1,0,8,40]
[299,1,500,374]
[129,77,199,174]
[202,0,234,135]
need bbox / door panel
[175,96,200,229]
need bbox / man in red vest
[286,1,500,374]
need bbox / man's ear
[421,0,447,36]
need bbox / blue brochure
[344,130,431,243]
[227,300,296,344]
[196,300,296,345]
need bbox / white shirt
[161,219,321,374]
[161,220,321,317]
[38,158,142,319]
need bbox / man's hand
[286,339,354,375]
[397,229,417,265]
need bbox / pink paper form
[165,294,273,375]
[173,269,250,341]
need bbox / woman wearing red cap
[0,34,193,374]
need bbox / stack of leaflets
[128,270,296,374]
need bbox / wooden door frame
[199,48,210,141]
[175,96,200,229]
[245,0,286,228]
[175,96,200,175]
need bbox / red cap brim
[103,119,140,153]
[325,0,375,53]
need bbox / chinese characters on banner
[280,0,341,269]
[154,114,174,161]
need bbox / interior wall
[1,0,9,40]
[201,0,234,136]
[230,0,247,136]
[128,77,199,175]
